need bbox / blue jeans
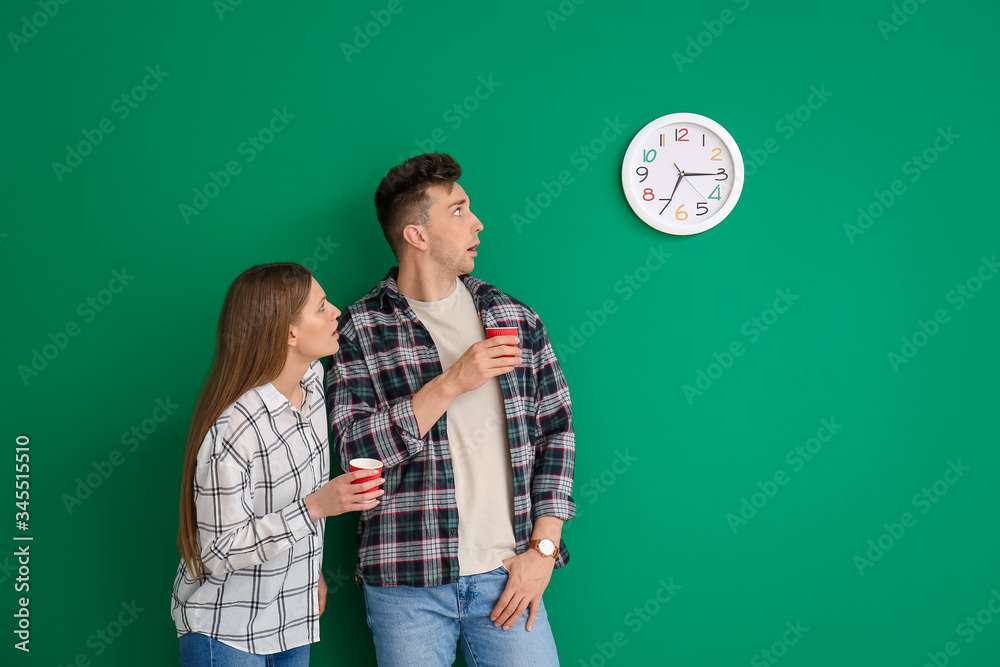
[362,566,560,666]
[178,634,309,667]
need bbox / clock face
[621,113,744,235]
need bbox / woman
[172,263,382,666]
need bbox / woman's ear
[287,323,298,348]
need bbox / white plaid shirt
[171,360,329,654]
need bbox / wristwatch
[529,538,559,560]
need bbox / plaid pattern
[171,360,329,655]
[328,270,575,588]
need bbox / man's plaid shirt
[328,270,575,588]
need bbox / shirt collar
[376,267,500,309]
[256,365,318,418]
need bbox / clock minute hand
[681,172,718,176]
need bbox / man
[328,153,575,665]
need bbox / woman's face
[289,278,341,361]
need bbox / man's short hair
[374,153,462,260]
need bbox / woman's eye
[453,209,461,216]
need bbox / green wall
[2,1,998,665]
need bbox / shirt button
[450,528,457,536]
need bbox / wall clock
[621,113,744,235]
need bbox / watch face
[621,113,744,235]
[538,538,556,556]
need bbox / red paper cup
[486,327,520,367]
[486,327,518,354]
[485,327,518,340]
[349,458,383,490]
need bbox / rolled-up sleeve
[328,330,425,472]
[528,320,576,523]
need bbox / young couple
[170,153,576,666]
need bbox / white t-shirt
[407,279,518,575]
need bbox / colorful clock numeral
[632,124,734,223]
[622,114,742,235]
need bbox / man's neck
[396,261,461,302]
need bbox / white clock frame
[621,113,744,235]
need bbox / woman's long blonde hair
[178,263,313,581]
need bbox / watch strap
[529,538,559,560]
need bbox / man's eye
[453,209,461,216]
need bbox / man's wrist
[435,366,464,401]
[528,537,560,560]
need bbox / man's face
[420,182,483,277]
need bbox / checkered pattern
[171,360,329,654]
[328,270,575,588]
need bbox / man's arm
[491,315,576,631]
[328,332,426,471]
[412,334,522,435]
[329,328,522,470]
[492,516,563,631]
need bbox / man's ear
[402,223,428,252]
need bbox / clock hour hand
[658,173,685,215]
[681,172,717,176]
